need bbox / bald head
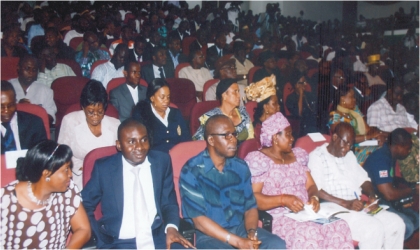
[328,122,355,158]
[117,118,147,141]
[334,122,355,140]
[204,115,233,140]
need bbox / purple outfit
[245,147,354,249]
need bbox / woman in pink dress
[244,112,354,249]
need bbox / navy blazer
[109,83,147,122]
[132,106,191,153]
[141,63,175,85]
[1,111,47,154]
[81,150,180,248]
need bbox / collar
[150,103,170,119]
[169,50,179,58]
[354,86,363,97]
[122,154,150,169]
[202,149,232,174]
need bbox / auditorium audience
[1,26,28,58]
[0,140,91,249]
[132,78,190,153]
[166,35,188,70]
[128,35,147,63]
[141,46,174,84]
[109,25,134,56]
[57,80,120,189]
[42,27,75,60]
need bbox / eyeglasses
[85,110,105,117]
[210,132,239,140]
[337,134,354,150]
[221,66,237,71]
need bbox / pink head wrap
[260,112,290,147]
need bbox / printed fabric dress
[245,147,354,249]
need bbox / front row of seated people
[2,114,417,249]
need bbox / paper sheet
[5,150,28,169]
[358,140,378,146]
[307,133,326,142]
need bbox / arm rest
[179,218,195,246]
[258,210,273,233]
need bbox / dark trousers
[381,199,420,240]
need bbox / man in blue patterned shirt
[179,115,285,249]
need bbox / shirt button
[167,130,169,134]
[166,140,169,143]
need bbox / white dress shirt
[127,85,139,104]
[152,64,165,78]
[151,104,170,127]
[38,63,76,88]
[1,113,21,150]
[9,78,57,123]
[91,60,125,88]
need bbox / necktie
[218,49,222,57]
[138,55,142,62]
[131,167,155,249]
[1,122,17,153]
[159,67,165,79]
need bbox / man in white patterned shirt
[308,122,405,249]
[367,83,418,133]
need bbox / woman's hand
[307,196,320,212]
[280,194,304,213]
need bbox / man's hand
[236,237,261,249]
[344,199,364,211]
[166,227,195,249]
[364,196,379,212]
[281,194,304,213]
[307,196,320,212]
[247,230,261,249]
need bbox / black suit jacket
[169,29,190,42]
[143,42,158,62]
[109,83,147,122]
[1,111,47,154]
[81,151,180,249]
[141,63,175,85]
[206,45,229,70]
[128,49,144,63]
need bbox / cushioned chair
[189,100,220,135]
[57,58,83,77]
[181,36,197,56]
[166,78,197,121]
[245,101,257,123]
[174,62,191,78]
[294,134,331,154]
[106,77,148,97]
[202,79,219,101]
[69,37,84,50]
[17,103,51,139]
[237,138,260,160]
[51,76,90,132]
[90,59,108,76]
[1,57,19,80]
[1,154,16,187]
[247,66,262,85]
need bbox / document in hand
[284,202,350,225]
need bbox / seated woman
[245,74,280,140]
[178,48,213,101]
[329,83,383,166]
[58,80,120,189]
[285,69,318,136]
[132,78,190,153]
[244,112,354,249]
[1,140,91,249]
[193,78,254,143]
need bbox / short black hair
[388,128,412,147]
[45,26,60,36]
[1,80,16,96]
[117,118,147,141]
[114,43,129,56]
[124,61,140,71]
[167,34,181,45]
[134,35,147,45]
[233,41,245,55]
[80,79,108,110]
[18,54,38,68]
[83,31,97,41]
[16,140,73,183]
[152,46,167,58]
[204,114,231,140]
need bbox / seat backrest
[17,103,50,139]
[175,62,191,78]
[1,154,16,187]
[245,101,257,123]
[166,78,197,121]
[306,59,319,70]
[189,100,220,135]
[51,76,90,129]
[169,140,207,216]
[202,79,219,101]
[69,37,83,50]
[1,57,20,80]
[106,77,126,96]
[237,138,260,160]
[248,66,262,85]
[283,82,294,116]
[294,134,331,154]
[90,59,108,76]
[182,36,197,56]
[57,58,83,77]
[83,146,118,220]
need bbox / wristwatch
[311,196,319,201]
[369,194,378,199]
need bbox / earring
[46,177,50,182]
[275,141,278,145]
[343,101,346,104]
[265,111,268,114]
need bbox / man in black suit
[206,32,228,70]
[141,46,174,85]
[170,20,190,43]
[110,62,147,122]
[128,36,147,63]
[143,30,162,62]
[166,35,188,71]
[81,119,194,249]
[1,80,47,154]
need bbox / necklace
[27,181,51,206]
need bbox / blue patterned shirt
[179,149,257,229]
[75,49,110,78]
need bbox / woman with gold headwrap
[245,74,280,141]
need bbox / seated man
[128,36,147,63]
[110,62,147,122]
[143,30,162,62]
[37,46,76,88]
[42,27,75,60]
[109,25,134,56]
[232,41,254,86]
[75,31,110,78]
[166,35,188,70]
[364,128,419,240]
[9,55,57,124]
[91,43,128,88]
[180,115,285,249]
[178,49,213,101]
[206,32,228,71]
[81,119,194,249]
[1,80,47,154]
[308,122,405,249]
[141,46,174,84]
